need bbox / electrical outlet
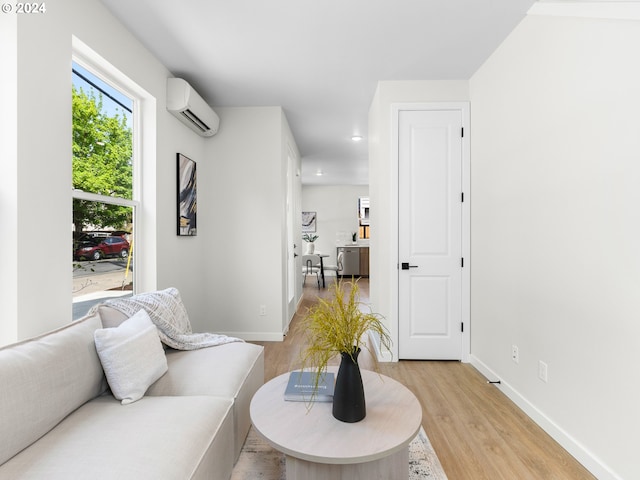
[511,345,519,364]
[538,361,548,383]
[259,305,267,316]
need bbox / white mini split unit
[167,78,219,137]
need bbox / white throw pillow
[94,309,168,405]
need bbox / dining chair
[321,250,344,280]
[302,254,321,288]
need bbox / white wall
[470,14,640,480]
[301,185,369,268]
[203,106,300,340]
[0,12,18,345]
[368,81,470,347]
[1,0,207,345]
[1,0,301,346]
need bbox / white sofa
[0,291,264,480]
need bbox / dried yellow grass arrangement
[297,278,392,394]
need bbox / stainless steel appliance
[338,247,360,277]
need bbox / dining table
[314,252,330,288]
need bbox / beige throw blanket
[100,287,243,350]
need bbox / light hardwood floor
[254,278,596,480]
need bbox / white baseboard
[470,355,622,480]
[224,332,285,342]
[368,330,394,362]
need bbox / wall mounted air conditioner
[167,78,219,137]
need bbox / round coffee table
[250,367,422,480]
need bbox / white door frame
[285,144,301,334]
[390,102,470,362]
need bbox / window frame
[71,45,142,302]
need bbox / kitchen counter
[337,245,369,277]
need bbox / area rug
[231,426,448,480]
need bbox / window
[71,60,138,319]
[358,197,370,240]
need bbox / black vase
[332,347,366,423]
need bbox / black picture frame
[177,153,197,236]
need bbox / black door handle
[401,262,418,270]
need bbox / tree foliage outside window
[72,86,133,234]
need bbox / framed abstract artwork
[302,211,316,232]
[177,153,197,236]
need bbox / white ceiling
[100,0,536,185]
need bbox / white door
[285,149,297,330]
[398,109,463,360]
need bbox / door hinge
[461,322,464,333]
[461,127,464,138]
[461,258,464,268]
[461,192,464,203]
